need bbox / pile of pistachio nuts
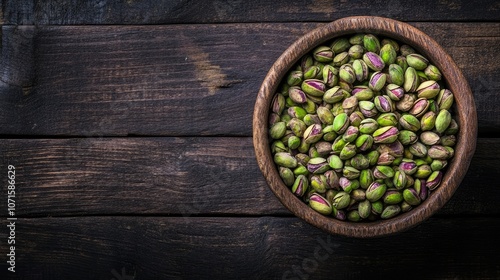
[269,34,458,221]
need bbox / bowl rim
[253,16,477,238]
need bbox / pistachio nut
[327,154,344,172]
[339,143,357,160]
[374,95,394,113]
[312,46,334,63]
[366,182,387,202]
[301,79,326,97]
[359,118,379,134]
[380,43,397,65]
[292,175,308,197]
[426,170,443,190]
[373,126,399,144]
[414,164,432,179]
[435,109,452,134]
[359,101,378,118]
[383,189,403,205]
[381,205,401,219]
[373,165,395,179]
[393,170,407,190]
[363,34,381,53]
[307,157,330,174]
[350,154,369,170]
[385,84,405,101]
[333,113,350,134]
[331,37,351,53]
[288,86,308,104]
[287,106,307,120]
[420,131,440,145]
[339,64,356,84]
[363,52,385,71]
[309,193,332,215]
[349,111,365,127]
[403,67,419,92]
[333,51,350,66]
[311,174,329,193]
[288,135,301,149]
[279,167,295,187]
[424,64,442,81]
[399,159,417,175]
[406,54,429,70]
[427,145,451,160]
[396,93,416,112]
[358,200,371,219]
[398,130,418,145]
[403,188,421,206]
[369,71,387,91]
[332,191,351,209]
[437,89,454,111]
[377,113,398,127]
[348,44,364,59]
[352,59,370,82]
[342,96,359,115]
[388,64,404,86]
[417,80,440,99]
[360,169,374,189]
[303,124,324,144]
[352,85,374,101]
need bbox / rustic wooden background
[0,1,499,279]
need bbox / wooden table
[1,1,499,279]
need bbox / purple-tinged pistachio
[358,200,371,219]
[312,46,334,63]
[363,52,385,71]
[288,136,301,150]
[381,205,401,219]
[303,65,321,80]
[288,118,307,137]
[333,209,347,220]
[393,170,407,190]
[309,193,332,215]
[332,191,351,209]
[331,37,351,53]
[374,95,394,113]
[303,114,321,126]
[359,169,374,189]
[343,166,361,180]
[327,154,344,172]
[274,152,299,170]
[268,113,280,126]
[400,44,416,56]
[333,51,349,66]
[388,64,404,86]
[399,114,421,132]
[373,165,395,179]
[383,189,403,204]
[359,118,379,134]
[350,154,369,170]
[316,106,334,125]
[445,119,459,135]
[408,98,429,118]
[338,80,352,92]
[352,85,374,101]
[279,167,295,187]
[396,93,416,112]
[414,164,432,179]
[323,86,346,104]
[339,176,356,192]
[301,79,325,97]
[347,210,361,222]
[420,111,436,131]
[401,201,413,213]
[435,109,452,134]
[409,142,428,158]
[385,84,405,101]
[424,64,442,81]
[396,55,408,72]
[287,70,303,86]
[342,96,359,115]
[300,55,314,70]
[348,44,364,59]
[339,64,356,84]
[331,136,348,155]
[333,113,350,134]
[420,131,440,146]
[440,135,456,147]
[398,129,418,146]
[426,171,443,190]
[417,80,440,99]
[378,140,405,157]
[363,34,381,53]
[403,188,421,206]
[322,65,339,87]
[369,71,387,91]
[399,159,417,175]
[373,126,399,144]
[366,182,387,202]
[292,175,308,197]
[270,122,286,139]
[377,113,398,127]
[437,89,454,111]
[340,143,357,160]
[355,134,374,152]
[352,59,370,82]
[307,157,330,174]
[359,101,378,118]
[380,43,397,64]
[314,141,332,157]
[303,124,323,144]
[367,150,380,166]
[342,125,359,143]
[288,86,308,104]
[325,170,340,190]
[287,106,307,120]
[431,159,448,171]
[272,93,285,115]
[406,54,429,70]
[427,145,451,160]
[349,111,365,127]
[310,174,329,193]
[377,152,395,166]
[404,67,419,92]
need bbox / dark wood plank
[0,137,498,217]
[0,216,498,279]
[0,23,498,136]
[2,0,499,24]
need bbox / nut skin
[358,200,372,219]
[388,64,404,86]
[303,124,324,144]
[417,80,440,99]
[312,46,334,63]
[363,52,385,71]
[363,34,381,53]
[359,118,379,134]
[380,44,397,65]
[385,84,405,101]
[301,79,326,97]
[399,114,421,132]
[352,85,374,101]
[292,175,308,197]
[406,54,429,70]
[339,64,356,84]
[435,109,452,134]
[279,167,295,187]
[332,191,351,209]
[355,134,374,152]
[437,89,454,110]
[409,98,430,118]
[428,145,451,160]
[426,171,443,190]
[270,122,287,139]
[374,95,394,113]
[366,182,387,202]
[369,72,387,91]
[309,193,333,215]
[424,64,442,81]
[373,126,399,144]
[403,188,421,206]
[353,59,369,82]
[288,86,308,104]
[307,157,330,174]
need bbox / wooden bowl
[253,16,477,238]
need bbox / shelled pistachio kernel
[268,33,458,222]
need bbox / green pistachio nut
[437,89,454,111]
[332,191,351,209]
[400,44,416,56]
[339,176,357,192]
[440,135,456,146]
[399,159,417,175]
[352,59,370,82]
[359,101,378,118]
[340,143,357,160]
[393,170,407,190]
[396,55,408,72]
[274,152,298,168]
[303,124,324,144]
[331,38,351,53]
[307,157,330,174]
[445,119,459,135]
[358,200,371,219]
[315,141,333,157]
[288,136,301,149]
[339,64,356,84]
[359,169,374,189]
[349,111,365,127]
[369,71,387,92]
[363,52,385,71]
[366,182,387,202]
[385,84,405,101]
[351,188,366,201]
[363,34,381,53]
[303,65,321,80]
[309,193,332,215]
[295,153,310,166]
[293,165,309,176]
[420,111,436,131]
[399,114,421,132]
[324,170,340,190]
[401,201,413,213]
[327,154,344,172]
[427,145,451,160]
[359,118,379,134]
[342,96,359,115]
[403,188,421,206]
[272,93,285,115]
[403,67,419,92]
[342,125,360,143]
[424,64,442,81]
[287,106,307,120]
[343,166,361,180]
[366,151,380,167]
[373,165,395,179]
[374,95,394,113]
[348,44,364,59]
[331,136,348,155]
[323,86,346,104]
[426,170,443,190]
[268,113,280,126]
[409,142,428,158]
[420,131,440,146]
[406,54,428,70]
[313,46,334,63]
[388,64,404,86]
[430,159,447,171]
[355,134,374,152]
[377,113,398,127]
[377,152,395,166]
[301,79,326,97]
[322,65,339,87]
[408,98,430,118]
[373,126,399,144]
[288,118,307,137]
[333,51,350,67]
[370,200,383,215]
[381,38,400,51]
[417,80,440,99]
[435,109,452,134]
[270,122,286,139]
[287,70,303,86]
[288,86,308,104]
[381,205,401,219]
[352,85,374,101]
[279,167,295,187]
[316,106,334,125]
[333,113,350,134]
[383,190,403,204]
[350,154,369,170]
[414,164,432,179]
[271,140,287,154]
[349,34,364,45]
[347,210,361,222]
[416,70,429,83]
[311,175,329,193]
[380,43,397,64]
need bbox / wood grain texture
[0,216,499,279]
[0,22,498,136]
[0,137,497,217]
[2,0,499,25]
[254,16,477,237]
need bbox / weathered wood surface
[2,0,499,25]
[0,22,499,136]
[0,216,499,279]
[0,138,497,217]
